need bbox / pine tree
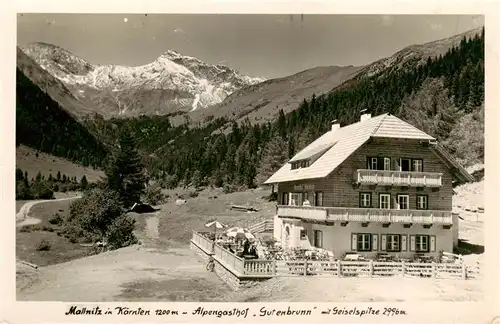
[35,171,42,182]
[255,137,288,186]
[80,175,88,191]
[56,171,61,182]
[105,126,147,208]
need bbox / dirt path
[16,196,81,227]
[17,246,231,301]
[145,214,159,239]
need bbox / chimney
[359,109,371,122]
[331,119,340,131]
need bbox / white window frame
[357,233,372,251]
[360,193,371,208]
[415,235,429,252]
[300,229,308,240]
[290,193,302,206]
[386,234,401,252]
[370,157,378,170]
[397,194,410,210]
[417,195,428,210]
[384,157,391,171]
[412,159,423,172]
[379,194,391,209]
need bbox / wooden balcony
[356,169,442,187]
[277,205,452,225]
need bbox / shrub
[48,213,63,225]
[64,188,123,240]
[105,215,138,249]
[36,239,51,251]
[188,191,199,198]
[143,183,166,205]
[267,192,278,202]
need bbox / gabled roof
[264,113,469,184]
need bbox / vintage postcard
[1,0,499,323]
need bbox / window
[379,194,391,209]
[397,195,409,210]
[359,193,372,208]
[400,158,411,171]
[315,192,323,206]
[300,229,308,240]
[367,156,391,170]
[415,235,429,252]
[386,234,401,252]
[290,193,302,206]
[300,160,310,168]
[384,157,391,171]
[366,157,378,170]
[417,195,428,210]
[412,159,423,172]
[357,233,372,251]
[313,230,323,248]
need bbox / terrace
[191,231,478,280]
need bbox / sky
[17,14,484,79]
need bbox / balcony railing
[356,169,442,187]
[277,205,452,225]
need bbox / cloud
[173,28,185,34]
[381,15,394,27]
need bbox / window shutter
[409,235,416,252]
[351,233,357,251]
[430,235,436,252]
[401,235,408,251]
[366,157,371,169]
[395,158,401,171]
[380,234,387,251]
[372,234,378,251]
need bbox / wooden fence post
[369,260,373,278]
[431,262,437,278]
[337,261,342,277]
[273,259,277,276]
[462,263,467,279]
[401,261,406,276]
[304,260,308,276]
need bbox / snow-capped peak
[20,42,266,116]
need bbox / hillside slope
[20,43,264,118]
[16,66,108,168]
[17,47,96,119]
[189,65,362,125]
[16,145,105,183]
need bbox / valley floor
[16,187,485,302]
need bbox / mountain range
[19,28,481,123]
[19,43,264,118]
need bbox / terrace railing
[191,231,214,253]
[277,205,453,225]
[191,232,474,279]
[356,169,443,187]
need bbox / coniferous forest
[17,29,484,192]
